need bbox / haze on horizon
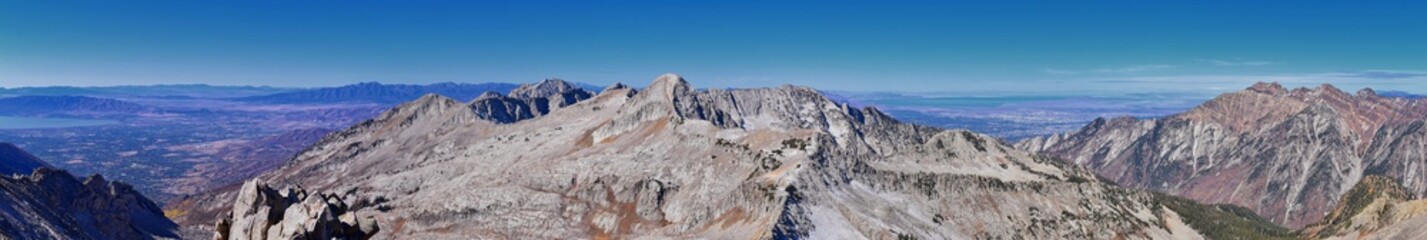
[2,1,1425,95]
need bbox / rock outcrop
[0,166,179,239]
[469,78,594,123]
[212,180,378,240]
[1017,82,1427,228]
[174,74,1288,239]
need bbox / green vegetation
[1153,193,1296,240]
[1301,175,1413,238]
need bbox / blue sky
[2,1,1425,95]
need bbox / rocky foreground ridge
[0,143,178,239]
[212,180,378,240]
[1018,82,1427,228]
[165,74,1303,239]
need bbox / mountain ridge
[1018,81,1427,228]
[170,73,1284,239]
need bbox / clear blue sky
[3,1,1425,94]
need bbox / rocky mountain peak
[1019,81,1427,228]
[1249,81,1288,95]
[1311,83,1352,99]
[644,73,693,100]
[469,78,595,123]
[509,78,585,99]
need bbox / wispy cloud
[1093,65,1173,73]
[1042,69,1081,75]
[1195,58,1279,66]
[1329,70,1427,79]
[1043,65,1173,75]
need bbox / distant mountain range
[235,82,523,104]
[0,95,154,117]
[1019,82,1427,228]
[0,84,294,98]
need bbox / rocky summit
[469,78,595,123]
[1018,82,1427,228]
[171,74,1288,239]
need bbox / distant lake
[0,116,117,129]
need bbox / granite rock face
[175,74,1286,239]
[1018,82,1427,228]
[0,167,179,239]
[213,180,378,240]
[469,79,595,123]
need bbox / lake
[0,116,118,129]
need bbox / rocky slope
[0,144,178,239]
[1017,82,1427,228]
[173,74,1288,239]
[1300,175,1427,239]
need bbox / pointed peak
[645,73,692,97]
[509,78,586,99]
[1247,81,1287,94]
[1312,83,1335,92]
[403,94,462,109]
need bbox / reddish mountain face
[1018,82,1427,228]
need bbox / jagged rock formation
[1300,175,1427,239]
[212,180,378,240]
[174,74,1288,239]
[0,142,51,175]
[0,166,179,239]
[469,79,594,123]
[1017,82,1427,228]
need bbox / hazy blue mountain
[0,84,294,98]
[1378,90,1425,99]
[236,82,522,104]
[0,95,151,117]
